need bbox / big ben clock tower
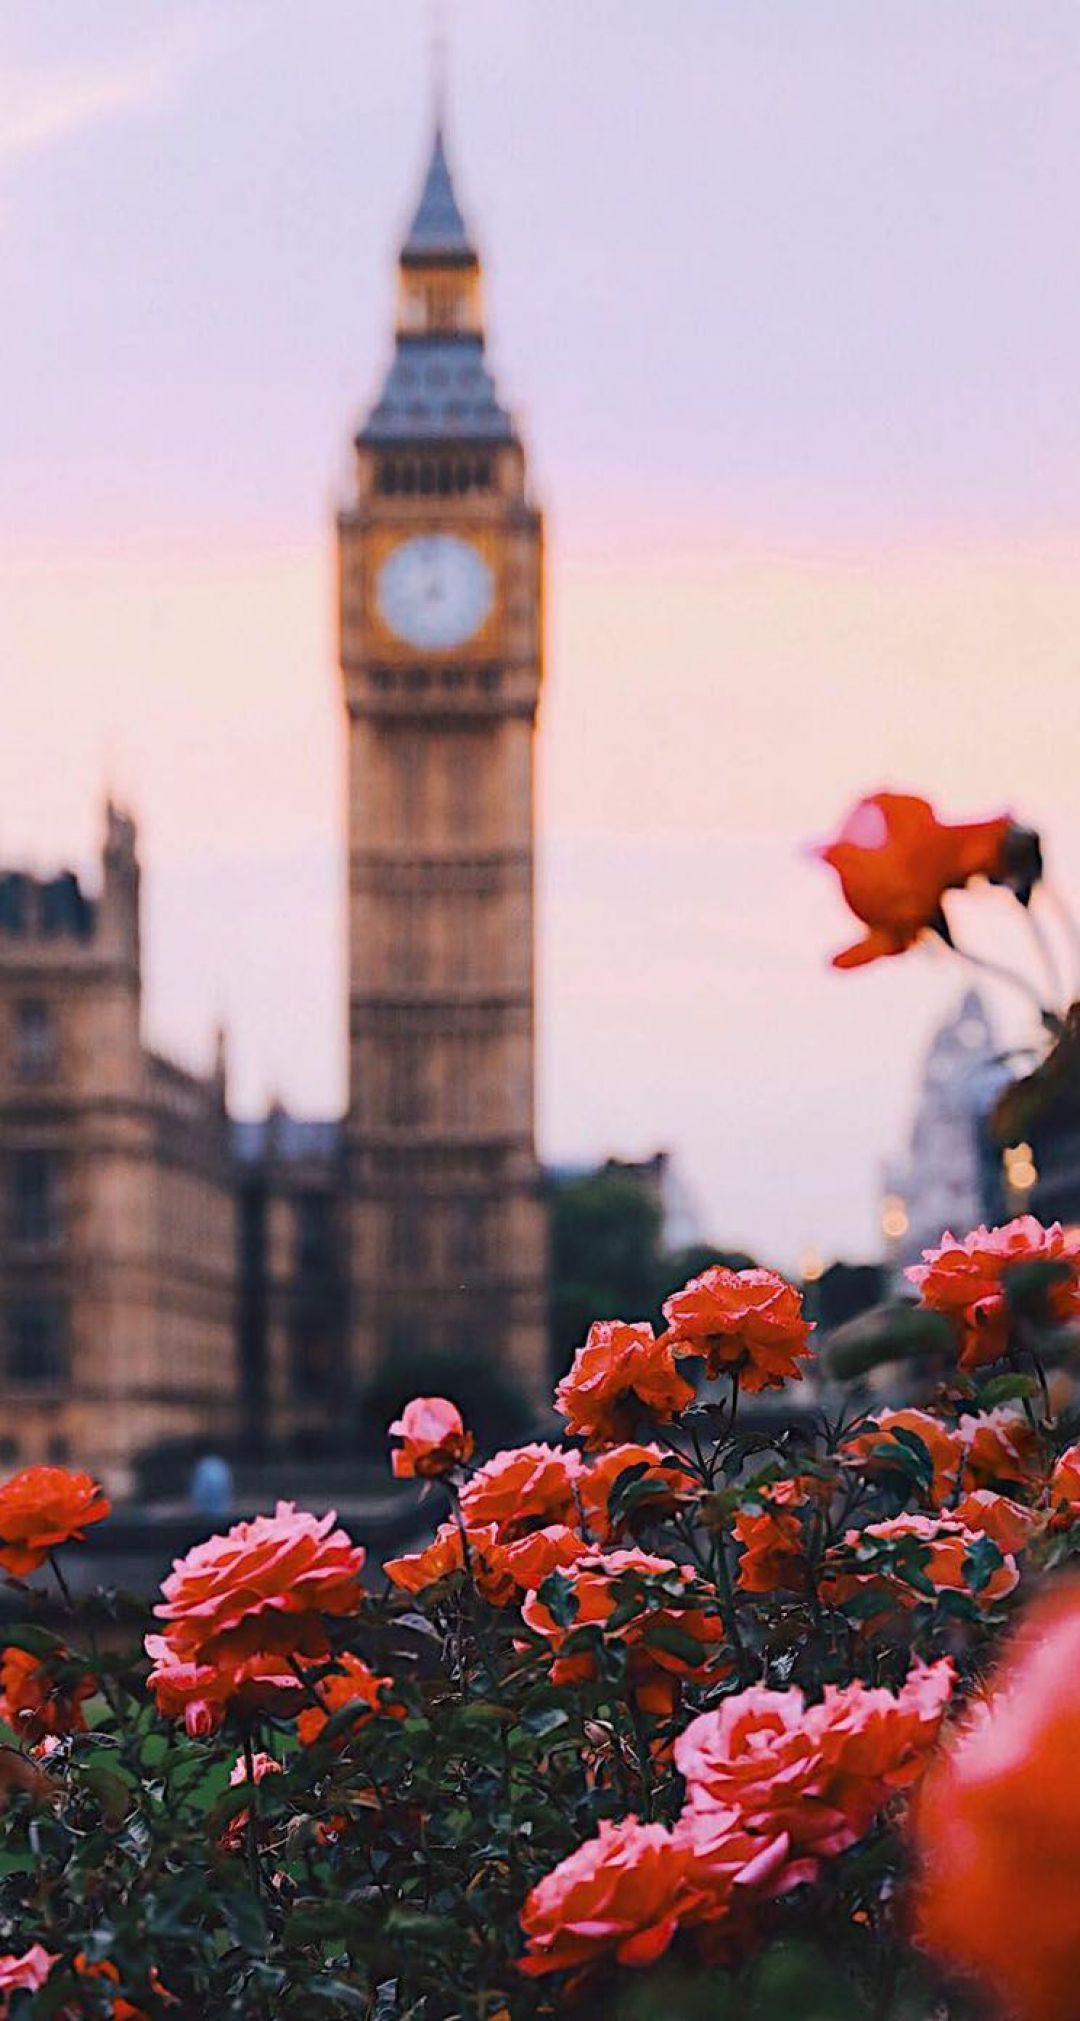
[338,123,548,1399]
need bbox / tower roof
[402,124,474,263]
[358,116,517,448]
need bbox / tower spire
[430,0,448,136]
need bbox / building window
[13,1000,56,1081]
[10,1150,61,1247]
[447,1199,486,1277]
[388,1038,425,1127]
[7,1301,66,1389]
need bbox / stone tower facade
[338,126,548,1398]
[0,806,237,1490]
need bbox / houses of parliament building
[0,126,549,1489]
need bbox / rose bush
[0,794,1074,2016]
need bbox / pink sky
[4,3,1080,1263]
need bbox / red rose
[154,1503,364,1668]
[385,1519,518,1606]
[823,1512,1019,1617]
[816,791,1015,969]
[733,1504,808,1595]
[912,1586,1080,2021]
[1049,1442,1080,1528]
[145,1633,304,1732]
[0,1467,110,1577]
[577,1443,694,1543]
[907,1216,1080,1373]
[0,1644,94,1744]
[296,1652,402,1749]
[555,1321,696,1451]
[459,1443,580,1540]
[521,1548,725,1717]
[661,1267,813,1393]
[840,1407,964,1506]
[951,1489,1042,1556]
[389,1397,474,1480]
[958,1407,1043,1493]
[677,1664,952,1876]
[519,1817,692,1977]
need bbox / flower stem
[947,939,1058,1028]
[626,1693,654,1822]
[242,1724,263,1909]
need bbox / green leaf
[644,1621,707,1666]
[0,1624,62,1658]
[823,1303,953,1381]
[964,1532,1006,1595]
[537,1570,579,1628]
[879,1427,934,1491]
[978,1371,1039,1407]
[1003,1257,1074,1313]
[519,1703,570,1739]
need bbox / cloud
[0,18,217,163]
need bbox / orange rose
[823,1512,1019,1616]
[385,1520,467,1596]
[577,1444,694,1543]
[519,1817,693,1977]
[296,1652,402,1749]
[907,1216,1080,1373]
[389,1397,474,1480]
[555,1321,696,1451]
[71,1957,169,2021]
[661,1267,813,1394]
[0,1467,110,1577]
[1049,1442,1080,1527]
[153,1503,365,1669]
[385,1519,518,1605]
[486,1525,589,1595]
[0,1644,94,1744]
[816,791,1015,969]
[145,1634,303,1732]
[958,1406,1043,1493]
[840,1407,963,1506]
[951,1489,1042,1556]
[521,1548,725,1717]
[733,1504,808,1595]
[672,1807,802,1961]
[676,1663,952,1873]
[459,1443,580,1540]
[912,1585,1080,2021]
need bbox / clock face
[376,535,494,651]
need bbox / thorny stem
[47,1550,128,1733]
[241,1723,264,1909]
[626,1692,654,1822]
[711,1528,752,1685]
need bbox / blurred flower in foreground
[815,791,1022,969]
[912,1583,1080,2021]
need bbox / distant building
[0,807,237,1488]
[0,118,548,1488]
[881,989,1009,1275]
[547,1152,700,1254]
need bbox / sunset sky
[4,1,1080,1265]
